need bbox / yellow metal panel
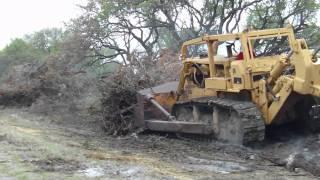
[251,57,278,72]
[292,50,314,94]
[248,33,290,40]
[182,37,206,46]
[312,85,320,97]
[230,60,246,90]
[207,41,216,77]
[203,34,241,41]
[252,79,268,122]
[184,58,209,64]
[247,27,291,37]
[267,77,293,124]
[205,77,227,90]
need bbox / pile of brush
[99,50,181,135]
[99,68,143,135]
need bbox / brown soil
[0,108,318,179]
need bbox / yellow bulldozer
[134,25,320,144]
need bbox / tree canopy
[24,28,65,54]
[69,0,320,66]
[72,0,263,64]
[1,0,320,71]
[247,0,320,47]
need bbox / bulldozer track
[172,97,265,144]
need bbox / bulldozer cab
[182,40,241,85]
[180,38,243,91]
[177,26,298,96]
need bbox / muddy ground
[0,108,319,179]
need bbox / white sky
[0,1,318,51]
[0,0,87,49]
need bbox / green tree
[24,28,65,54]
[71,0,262,64]
[247,0,320,47]
[0,38,42,78]
[1,38,41,63]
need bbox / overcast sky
[0,0,87,49]
[1,1,319,50]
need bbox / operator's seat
[214,55,231,62]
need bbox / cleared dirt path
[0,109,316,179]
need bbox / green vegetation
[1,28,65,63]
[247,0,320,47]
[0,28,119,78]
[0,28,67,77]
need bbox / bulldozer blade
[145,120,213,134]
[134,81,178,128]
